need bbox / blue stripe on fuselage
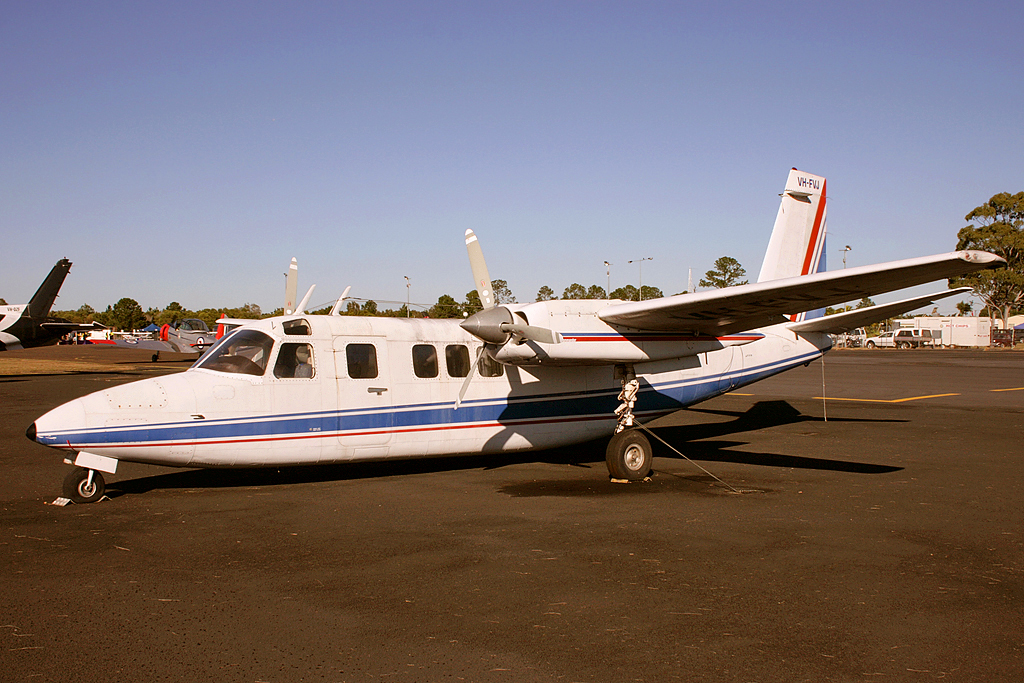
[41,349,822,448]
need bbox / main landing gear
[606,366,653,481]
[62,467,105,504]
[606,429,653,481]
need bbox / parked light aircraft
[90,258,306,360]
[1,259,103,351]
[27,170,1003,503]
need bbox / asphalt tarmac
[2,348,1022,682]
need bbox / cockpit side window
[282,319,311,336]
[196,329,275,376]
[274,342,315,379]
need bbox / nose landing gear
[63,467,105,504]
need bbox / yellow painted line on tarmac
[811,393,960,403]
[991,387,1024,392]
[728,393,755,396]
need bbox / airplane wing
[39,320,107,334]
[787,287,972,334]
[598,251,1002,336]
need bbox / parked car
[865,329,934,349]
[991,328,1024,347]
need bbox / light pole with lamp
[603,261,612,298]
[627,257,652,300]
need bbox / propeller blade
[455,345,486,410]
[501,323,562,345]
[465,229,495,310]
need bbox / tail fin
[27,258,72,320]
[284,257,298,315]
[758,169,827,283]
[758,170,827,322]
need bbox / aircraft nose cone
[25,422,36,442]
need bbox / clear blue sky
[3,1,1021,314]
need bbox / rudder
[757,169,827,283]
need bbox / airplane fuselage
[30,309,831,471]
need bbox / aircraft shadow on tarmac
[104,400,903,501]
[649,399,905,474]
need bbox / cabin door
[333,337,394,451]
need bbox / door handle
[367,387,388,395]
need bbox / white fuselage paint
[31,313,831,470]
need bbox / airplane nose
[25,422,36,442]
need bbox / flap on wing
[787,288,972,334]
[598,251,1001,336]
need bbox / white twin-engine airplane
[28,170,1002,503]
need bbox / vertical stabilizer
[284,257,298,315]
[757,169,827,283]
[27,259,73,320]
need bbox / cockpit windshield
[179,319,210,332]
[195,329,275,376]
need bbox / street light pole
[841,245,852,269]
[627,257,653,300]
[603,261,612,298]
[404,276,410,317]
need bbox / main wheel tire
[606,430,653,481]
[62,468,105,504]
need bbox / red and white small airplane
[27,170,1002,502]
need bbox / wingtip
[959,250,1005,266]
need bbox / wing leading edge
[598,251,1003,336]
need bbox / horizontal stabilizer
[598,251,1002,336]
[787,288,973,334]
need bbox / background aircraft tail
[27,258,72,320]
[757,169,827,321]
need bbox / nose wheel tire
[63,468,105,504]
[606,429,653,481]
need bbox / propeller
[455,230,561,409]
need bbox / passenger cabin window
[445,345,470,378]
[197,330,274,376]
[274,342,315,378]
[346,343,378,379]
[282,319,311,336]
[478,351,504,378]
[412,344,438,378]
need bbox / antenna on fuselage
[296,285,316,314]
[329,286,352,316]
